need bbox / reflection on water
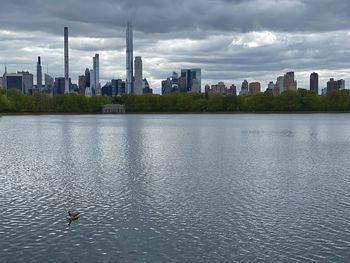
[0,114,350,262]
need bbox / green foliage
[1,88,350,114]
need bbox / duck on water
[67,210,80,224]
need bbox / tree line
[1,88,350,113]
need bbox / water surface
[0,114,349,262]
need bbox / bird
[67,210,80,221]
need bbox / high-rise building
[249,82,261,95]
[143,78,153,94]
[126,22,133,94]
[276,76,284,94]
[37,56,42,91]
[78,75,86,93]
[162,78,172,95]
[327,78,339,94]
[180,68,201,93]
[93,54,100,95]
[310,72,319,94]
[85,68,90,88]
[17,71,33,95]
[211,82,227,94]
[338,79,345,90]
[284,72,297,91]
[90,69,95,93]
[240,80,249,95]
[45,73,54,93]
[54,77,70,95]
[64,27,69,94]
[134,56,143,95]
[228,84,237,95]
[5,73,24,93]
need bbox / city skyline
[0,0,349,92]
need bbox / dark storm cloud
[0,0,349,91]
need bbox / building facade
[126,22,133,94]
[134,56,143,95]
[310,72,319,94]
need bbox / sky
[0,0,349,93]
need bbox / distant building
[17,71,33,95]
[93,54,101,95]
[240,80,249,95]
[85,68,90,88]
[102,82,112,96]
[54,77,71,95]
[142,78,152,94]
[276,76,284,94]
[162,78,172,95]
[338,79,345,90]
[134,56,143,95]
[37,56,42,91]
[180,68,201,93]
[249,82,261,95]
[284,72,297,91]
[90,69,95,93]
[228,84,237,95]
[102,104,125,114]
[78,75,86,93]
[126,22,133,94]
[111,79,126,96]
[45,74,54,93]
[327,78,339,94]
[310,72,319,94]
[321,87,327,96]
[211,82,227,94]
[6,73,23,93]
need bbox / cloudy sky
[0,0,349,93]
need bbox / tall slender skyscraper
[37,56,42,91]
[93,54,100,95]
[64,27,69,94]
[134,56,143,95]
[310,72,319,94]
[126,22,133,94]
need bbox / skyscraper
[240,80,249,95]
[93,54,100,95]
[310,72,319,94]
[180,68,202,93]
[126,22,133,94]
[134,56,143,95]
[284,72,297,91]
[64,27,69,94]
[37,56,42,91]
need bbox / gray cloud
[0,0,349,92]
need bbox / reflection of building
[249,82,261,95]
[310,72,318,94]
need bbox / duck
[67,210,80,221]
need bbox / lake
[0,114,349,262]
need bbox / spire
[5,63,7,74]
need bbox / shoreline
[2,111,350,116]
